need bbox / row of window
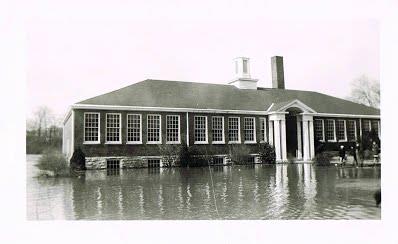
[314,119,380,142]
[84,113,268,144]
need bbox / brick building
[62,56,380,169]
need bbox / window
[243,59,248,73]
[259,117,267,142]
[212,116,224,143]
[244,117,256,142]
[148,159,161,168]
[106,113,121,143]
[194,116,208,143]
[363,119,371,133]
[84,113,100,143]
[347,120,357,141]
[314,119,324,141]
[228,117,240,143]
[212,157,224,165]
[107,159,120,169]
[147,115,161,143]
[371,120,379,136]
[325,119,336,141]
[336,120,347,141]
[166,115,180,143]
[127,114,142,143]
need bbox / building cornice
[66,104,381,120]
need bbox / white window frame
[336,119,347,142]
[166,115,181,144]
[314,119,325,142]
[105,113,122,144]
[243,117,256,144]
[228,117,241,144]
[326,119,336,142]
[259,117,267,143]
[126,114,142,144]
[194,115,208,144]
[347,120,357,141]
[363,119,371,133]
[147,114,162,144]
[211,116,225,144]
[83,112,101,144]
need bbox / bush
[258,143,276,164]
[178,144,210,167]
[158,144,181,167]
[70,148,86,170]
[314,151,333,166]
[228,145,251,165]
[36,150,70,177]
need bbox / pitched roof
[76,79,380,115]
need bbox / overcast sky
[26,2,379,119]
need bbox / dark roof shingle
[77,79,380,115]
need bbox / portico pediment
[268,99,317,114]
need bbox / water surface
[27,155,381,220]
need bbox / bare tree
[347,75,380,108]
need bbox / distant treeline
[27,106,63,154]
[26,126,62,154]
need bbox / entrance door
[285,114,298,159]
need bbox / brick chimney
[271,56,285,89]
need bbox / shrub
[258,143,276,164]
[228,145,251,165]
[158,144,181,167]
[36,150,70,177]
[178,144,210,167]
[70,148,86,170]
[179,143,191,167]
[314,151,333,166]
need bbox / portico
[268,99,316,163]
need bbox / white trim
[313,113,380,119]
[211,116,225,144]
[378,120,381,138]
[147,114,162,144]
[347,119,357,141]
[336,119,347,142]
[326,119,336,142]
[314,119,325,142]
[166,115,181,144]
[63,107,72,125]
[70,110,75,161]
[193,115,208,144]
[228,116,241,143]
[83,112,101,144]
[186,112,189,146]
[277,99,317,113]
[105,113,122,144]
[243,117,256,143]
[266,103,274,112]
[126,113,143,144]
[72,104,268,115]
[259,117,267,143]
[71,104,380,118]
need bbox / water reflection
[27,155,381,220]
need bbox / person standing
[339,145,346,166]
[355,141,362,167]
[351,145,358,167]
[372,141,380,165]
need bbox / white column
[302,120,310,161]
[281,118,287,162]
[269,113,287,163]
[273,120,281,161]
[268,120,274,146]
[309,120,315,160]
[302,114,314,162]
[296,117,302,160]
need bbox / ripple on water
[27,156,381,220]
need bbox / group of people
[338,141,380,167]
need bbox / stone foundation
[85,156,158,169]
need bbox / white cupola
[229,57,258,89]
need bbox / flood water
[27,155,381,220]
